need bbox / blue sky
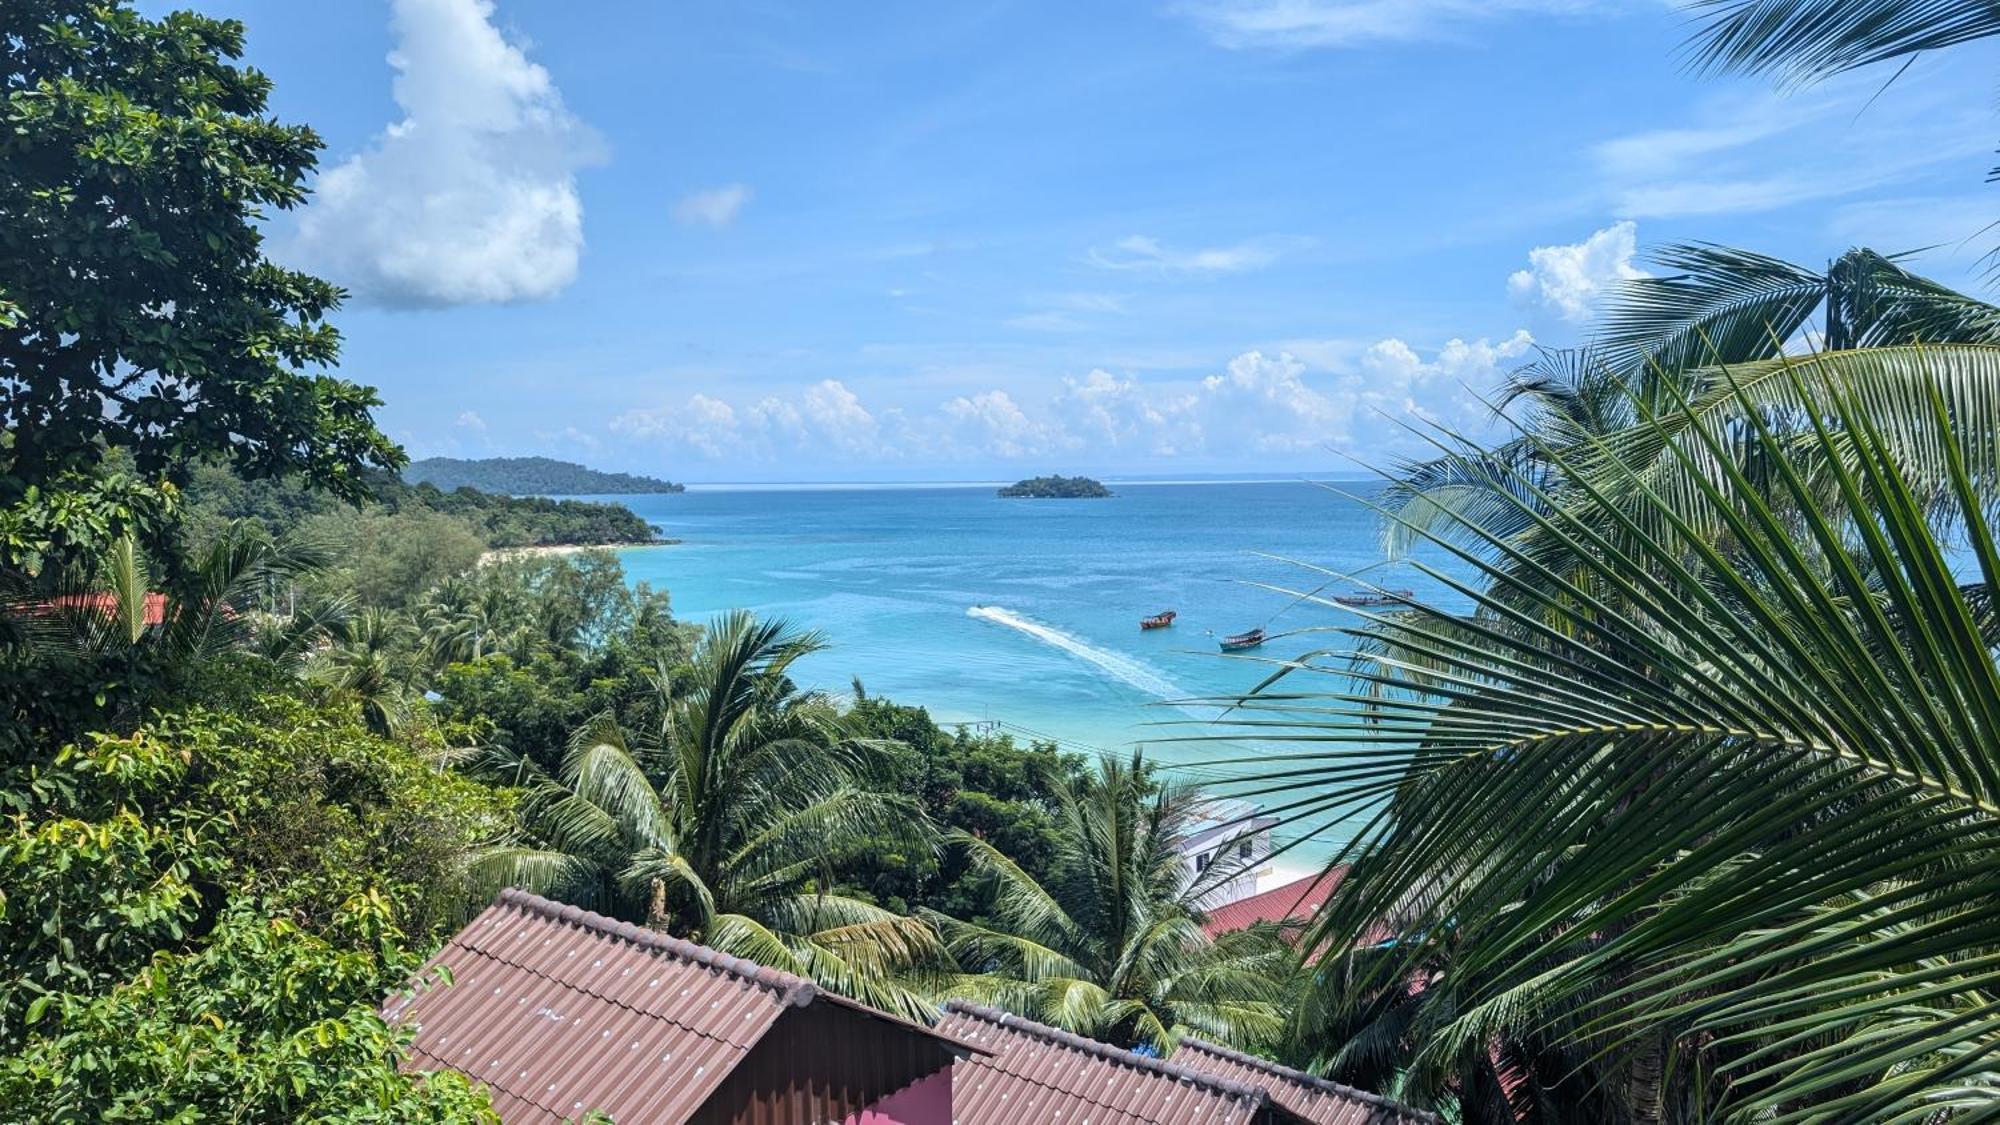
[175,0,1998,481]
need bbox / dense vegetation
[405,456,685,496]
[9,0,2000,1121]
[186,462,662,552]
[997,474,1112,498]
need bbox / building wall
[842,1071,953,1125]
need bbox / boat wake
[967,606,1183,700]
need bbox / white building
[1175,800,1280,910]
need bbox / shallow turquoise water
[606,480,1474,865]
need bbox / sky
[164,0,2000,481]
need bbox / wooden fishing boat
[1219,627,1266,652]
[1333,589,1413,608]
[1140,610,1177,630]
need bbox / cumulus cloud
[287,0,600,307]
[604,332,1533,467]
[941,391,1063,458]
[1088,235,1300,274]
[674,184,752,227]
[613,380,885,460]
[1175,0,1616,50]
[1507,221,1648,322]
[455,410,487,431]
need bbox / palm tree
[931,751,1295,1053]
[309,607,414,737]
[468,610,943,1019]
[1228,355,2000,1120]
[1384,246,2000,558]
[1687,1,2000,192]
[417,575,529,668]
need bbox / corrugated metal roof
[1201,868,1348,938]
[937,1001,1274,1125]
[386,889,971,1124]
[1170,1038,1438,1125]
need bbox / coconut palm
[1384,248,2000,559]
[417,575,530,668]
[1223,353,2000,1121]
[1687,1,2000,192]
[931,751,1295,1053]
[308,607,414,737]
[468,610,943,1019]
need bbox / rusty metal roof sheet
[385,889,969,1124]
[937,1001,1275,1125]
[1170,1038,1438,1125]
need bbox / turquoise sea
[604,480,1474,868]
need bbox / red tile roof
[387,890,971,1124]
[938,1001,1274,1124]
[1171,1038,1437,1125]
[26,592,172,626]
[1201,867,1348,938]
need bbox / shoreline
[480,540,678,563]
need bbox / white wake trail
[967,606,1183,700]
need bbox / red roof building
[1171,1037,1437,1125]
[938,1001,1274,1124]
[937,1002,1429,1125]
[387,890,976,1124]
[1201,867,1348,939]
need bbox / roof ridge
[495,888,818,1007]
[941,1000,1270,1106]
[1174,1036,1440,1122]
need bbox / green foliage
[0,1,401,572]
[405,456,684,496]
[838,696,1079,919]
[0,899,496,1123]
[468,611,946,1019]
[1243,355,2000,1119]
[931,752,1294,1053]
[184,461,661,556]
[0,668,508,1041]
[997,475,1113,498]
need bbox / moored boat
[1140,610,1177,630]
[1219,627,1266,652]
[1333,589,1413,607]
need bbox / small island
[997,474,1113,499]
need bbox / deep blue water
[602,480,1474,867]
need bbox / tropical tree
[1230,353,2000,1121]
[932,751,1295,1053]
[468,611,944,1018]
[308,607,415,737]
[1384,247,2000,558]
[1,1,402,574]
[1,521,329,749]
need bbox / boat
[1334,589,1413,608]
[1219,627,1266,652]
[1140,610,1177,630]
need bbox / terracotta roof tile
[387,889,967,1123]
[1171,1037,1438,1125]
[938,1001,1272,1124]
[1201,868,1348,938]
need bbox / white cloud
[604,332,1534,466]
[288,0,600,307]
[1593,76,1994,219]
[455,410,487,431]
[1175,0,1616,49]
[1508,221,1648,322]
[1088,234,1300,274]
[674,183,752,227]
[941,391,1063,458]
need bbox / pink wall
[844,1069,952,1125]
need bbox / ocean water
[605,480,1475,867]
